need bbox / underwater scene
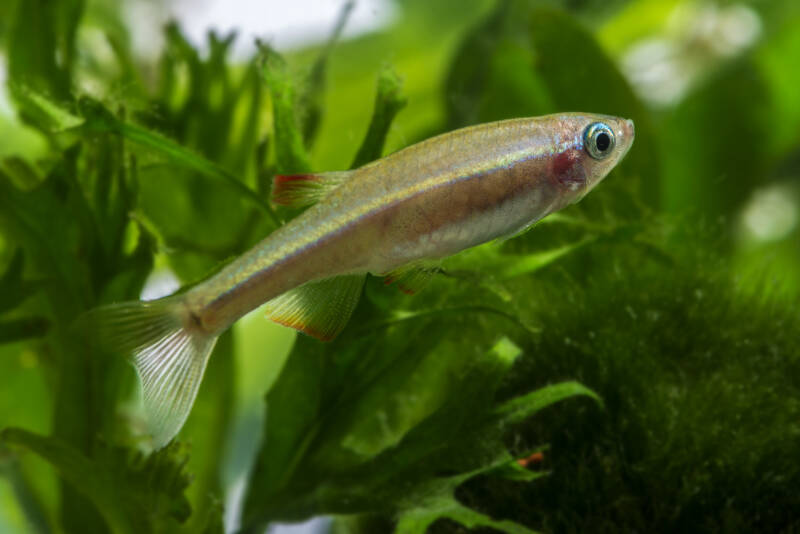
[0,0,798,533]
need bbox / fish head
[548,113,635,205]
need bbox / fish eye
[584,122,615,160]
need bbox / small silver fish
[90,113,634,447]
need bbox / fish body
[189,113,633,333]
[90,113,634,447]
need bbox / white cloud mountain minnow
[90,112,634,447]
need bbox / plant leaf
[258,44,312,174]
[494,381,603,425]
[1,428,223,534]
[350,66,408,168]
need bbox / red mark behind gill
[551,149,586,187]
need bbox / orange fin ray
[383,261,440,295]
[264,274,365,340]
[271,170,353,208]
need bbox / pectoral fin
[383,261,440,295]
[264,274,365,341]
[271,170,354,208]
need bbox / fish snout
[623,118,635,140]
[616,118,635,158]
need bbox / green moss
[450,233,800,533]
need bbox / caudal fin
[85,297,217,448]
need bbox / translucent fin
[271,170,353,208]
[383,262,440,295]
[264,274,365,341]
[84,297,217,449]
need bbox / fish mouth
[619,118,635,158]
[624,118,635,137]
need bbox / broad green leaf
[757,11,800,159]
[395,458,541,534]
[336,335,469,458]
[660,59,770,218]
[245,336,326,499]
[242,307,594,529]
[396,497,538,534]
[494,381,603,425]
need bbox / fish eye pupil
[596,132,610,152]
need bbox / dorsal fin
[271,170,353,208]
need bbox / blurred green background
[0,0,799,533]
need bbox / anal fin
[264,274,365,341]
[271,170,354,208]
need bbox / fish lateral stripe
[261,147,555,276]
